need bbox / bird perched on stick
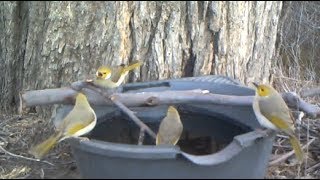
[29,92,97,159]
[93,60,142,89]
[156,106,183,145]
[252,82,304,162]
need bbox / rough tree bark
[0,1,282,113]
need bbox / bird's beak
[252,82,259,88]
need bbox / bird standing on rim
[252,82,304,162]
[29,92,97,159]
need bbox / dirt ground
[0,108,320,179]
[0,114,81,179]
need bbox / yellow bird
[94,60,142,89]
[156,106,183,145]
[252,82,304,162]
[29,92,97,159]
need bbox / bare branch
[281,92,320,118]
[300,87,320,98]
[138,128,145,145]
[19,81,320,118]
[20,84,253,108]
[306,162,320,173]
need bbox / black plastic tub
[63,76,275,179]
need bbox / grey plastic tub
[64,75,275,179]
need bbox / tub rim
[68,129,275,166]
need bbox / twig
[110,96,157,139]
[138,128,145,145]
[300,123,319,136]
[269,137,315,166]
[0,115,22,126]
[272,144,291,149]
[0,144,54,166]
[276,134,290,139]
[306,162,320,173]
[300,86,320,98]
[40,168,45,179]
[305,118,310,175]
[0,130,10,136]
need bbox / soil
[0,114,80,179]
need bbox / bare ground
[0,114,80,179]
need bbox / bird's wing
[61,106,96,137]
[110,65,125,83]
[277,96,295,126]
[259,98,295,135]
[111,61,141,83]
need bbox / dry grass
[0,113,80,179]
[265,74,320,179]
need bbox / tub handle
[180,129,275,166]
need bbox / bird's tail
[123,61,142,72]
[29,132,62,159]
[289,135,304,162]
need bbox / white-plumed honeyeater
[93,60,142,89]
[252,82,304,162]
[156,106,183,145]
[29,92,97,159]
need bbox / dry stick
[138,128,146,145]
[305,118,310,175]
[269,137,316,166]
[276,134,290,139]
[272,144,291,149]
[300,123,319,135]
[40,169,45,179]
[0,144,54,166]
[0,115,22,126]
[20,85,251,107]
[300,86,320,98]
[306,162,320,173]
[110,96,157,139]
[0,130,10,136]
[282,92,320,118]
[20,83,320,118]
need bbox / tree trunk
[0,1,282,113]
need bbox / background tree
[0,1,283,114]
[2,1,320,179]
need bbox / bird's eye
[103,72,107,74]
[261,88,264,92]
